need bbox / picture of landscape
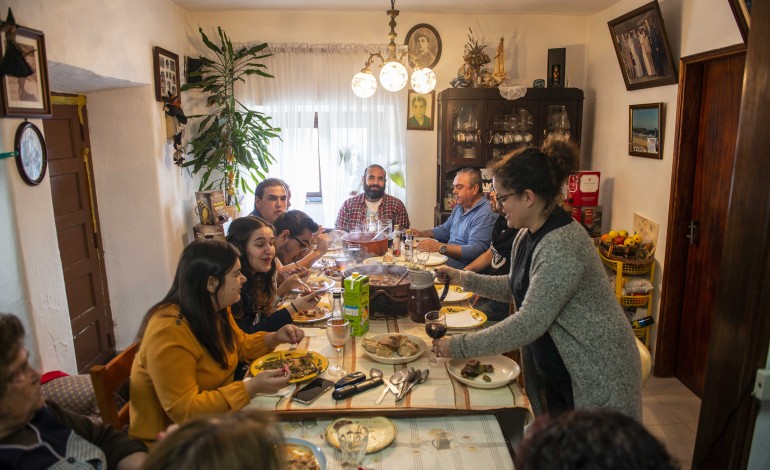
[629,103,663,159]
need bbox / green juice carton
[343,272,370,336]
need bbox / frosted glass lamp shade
[379,61,408,92]
[351,71,377,98]
[411,67,436,94]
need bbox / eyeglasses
[290,234,312,255]
[495,191,517,205]
[7,356,36,384]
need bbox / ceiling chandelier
[351,0,437,98]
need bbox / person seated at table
[412,168,497,269]
[515,408,676,470]
[251,178,289,224]
[432,140,641,420]
[129,239,304,446]
[335,164,410,232]
[462,190,517,321]
[273,210,331,274]
[141,409,284,470]
[0,313,148,469]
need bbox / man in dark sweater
[0,313,147,469]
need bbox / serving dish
[249,350,328,384]
[440,306,487,329]
[325,416,397,453]
[280,437,327,470]
[360,333,426,365]
[446,355,520,389]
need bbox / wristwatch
[439,244,448,255]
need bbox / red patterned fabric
[334,193,410,232]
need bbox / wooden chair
[89,342,138,430]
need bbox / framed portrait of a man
[407,90,435,131]
[405,23,441,69]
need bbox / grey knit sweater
[450,221,642,420]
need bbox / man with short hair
[335,164,410,232]
[0,313,148,469]
[273,210,330,271]
[413,168,497,269]
[413,32,436,68]
[407,95,431,129]
[251,178,288,223]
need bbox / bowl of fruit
[598,229,655,268]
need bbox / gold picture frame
[0,25,51,118]
[629,103,664,159]
[406,90,435,131]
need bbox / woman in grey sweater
[434,141,641,420]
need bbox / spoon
[375,368,408,405]
[397,369,430,402]
[396,367,416,400]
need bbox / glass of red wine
[425,310,447,366]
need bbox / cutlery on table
[396,369,429,402]
[374,368,408,405]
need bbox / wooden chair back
[89,342,138,430]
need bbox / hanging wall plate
[14,121,47,185]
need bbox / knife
[332,376,383,400]
[382,376,399,394]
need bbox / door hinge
[686,220,699,245]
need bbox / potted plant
[181,27,280,210]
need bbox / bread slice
[397,336,419,357]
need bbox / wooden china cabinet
[434,87,584,224]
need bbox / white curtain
[237,43,407,226]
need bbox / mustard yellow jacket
[128,304,270,445]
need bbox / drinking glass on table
[337,423,368,467]
[326,317,350,376]
[425,310,447,366]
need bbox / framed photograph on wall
[629,103,665,159]
[608,1,678,91]
[405,23,441,69]
[0,25,51,118]
[728,0,752,42]
[153,46,180,101]
[406,90,435,131]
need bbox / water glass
[377,218,392,239]
[335,256,350,270]
[326,318,350,377]
[337,423,368,467]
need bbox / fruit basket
[598,246,654,275]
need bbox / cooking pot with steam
[341,231,388,258]
[343,264,409,317]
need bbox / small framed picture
[153,46,180,101]
[407,90,435,131]
[15,121,47,185]
[0,25,51,118]
[404,23,441,69]
[607,1,678,91]
[629,103,665,159]
[728,0,752,43]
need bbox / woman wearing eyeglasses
[433,140,641,420]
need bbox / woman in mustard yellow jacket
[128,239,304,446]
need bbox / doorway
[43,95,115,372]
[656,45,746,396]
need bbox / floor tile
[655,393,702,427]
[642,394,681,425]
[644,376,695,396]
[646,423,696,463]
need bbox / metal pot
[343,264,410,317]
[342,231,388,258]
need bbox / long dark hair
[226,216,277,318]
[491,139,579,212]
[137,239,240,369]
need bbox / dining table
[246,248,533,468]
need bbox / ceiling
[172,0,621,15]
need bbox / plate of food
[249,350,328,384]
[291,302,332,324]
[440,306,487,329]
[325,417,397,453]
[319,266,345,280]
[361,333,426,364]
[279,437,326,470]
[446,356,520,389]
[305,275,334,292]
[436,285,473,302]
[362,254,398,265]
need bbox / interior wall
[0,0,191,372]
[185,10,591,229]
[585,0,742,355]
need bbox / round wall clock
[14,121,47,186]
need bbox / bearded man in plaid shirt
[335,164,410,232]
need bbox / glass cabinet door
[484,100,539,161]
[447,100,484,166]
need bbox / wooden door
[657,45,745,396]
[43,97,115,372]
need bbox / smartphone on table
[292,377,334,405]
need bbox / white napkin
[445,310,481,328]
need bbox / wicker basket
[621,293,652,308]
[598,246,654,275]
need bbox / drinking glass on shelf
[425,310,447,366]
[326,317,350,376]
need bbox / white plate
[325,417,397,453]
[305,275,334,291]
[414,251,448,266]
[437,285,473,302]
[360,333,426,365]
[446,355,520,389]
[291,302,332,324]
[281,437,327,470]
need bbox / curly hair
[490,139,579,212]
[226,216,278,319]
[0,313,25,399]
[515,408,677,470]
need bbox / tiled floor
[643,375,701,469]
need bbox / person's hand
[244,369,292,397]
[265,324,305,349]
[278,264,309,283]
[416,238,441,253]
[434,266,463,286]
[433,338,452,358]
[313,230,331,256]
[410,229,428,238]
[277,274,310,297]
[292,291,321,312]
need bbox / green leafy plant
[181,27,281,207]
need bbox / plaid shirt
[335,193,410,232]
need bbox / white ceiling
[172,0,621,15]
